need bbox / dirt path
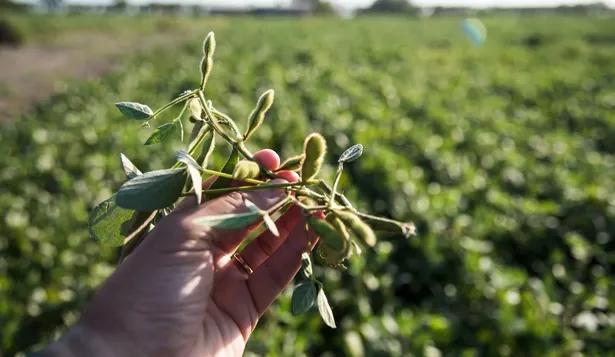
[0,31,184,121]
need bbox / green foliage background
[3,15,615,356]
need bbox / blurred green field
[3,15,615,356]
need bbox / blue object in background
[462,18,487,46]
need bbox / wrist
[36,322,127,357]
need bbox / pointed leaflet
[193,211,260,229]
[176,150,203,205]
[291,281,317,316]
[145,123,177,145]
[339,144,364,163]
[120,153,142,179]
[115,102,153,120]
[88,194,136,247]
[245,200,279,237]
[206,148,239,198]
[115,168,186,211]
[316,285,337,328]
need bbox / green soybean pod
[188,97,202,120]
[315,241,347,270]
[244,90,275,141]
[326,214,352,259]
[232,160,261,181]
[306,215,346,252]
[300,133,327,182]
[335,211,377,247]
[200,32,216,89]
[275,154,304,172]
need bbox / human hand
[40,149,321,357]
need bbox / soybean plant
[89,32,416,329]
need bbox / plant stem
[180,180,316,196]
[328,163,344,208]
[198,90,234,143]
[148,89,197,123]
[211,107,242,138]
[318,179,354,209]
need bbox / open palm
[46,149,319,357]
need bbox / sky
[18,0,615,9]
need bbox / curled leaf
[339,144,364,163]
[120,153,142,180]
[316,285,337,328]
[196,131,216,169]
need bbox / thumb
[181,178,291,253]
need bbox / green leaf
[301,251,314,279]
[175,149,203,171]
[88,194,136,247]
[262,213,279,237]
[120,153,142,179]
[145,123,176,145]
[316,285,337,328]
[115,102,153,120]
[193,211,260,229]
[291,281,317,316]
[207,148,239,198]
[339,144,364,163]
[115,168,186,211]
[188,121,207,153]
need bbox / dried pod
[335,211,377,247]
[232,160,261,181]
[300,133,327,181]
[244,90,275,141]
[315,241,347,270]
[275,154,304,172]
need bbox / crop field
[2,15,615,357]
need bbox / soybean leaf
[339,144,363,163]
[189,168,202,205]
[244,200,263,214]
[316,285,337,328]
[188,121,207,152]
[120,153,142,179]
[263,213,280,237]
[207,148,239,198]
[175,149,203,171]
[301,251,314,279]
[115,102,153,120]
[116,168,186,211]
[145,123,176,145]
[291,281,317,316]
[194,211,260,229]
[88,194,135,247]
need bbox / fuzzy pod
[188,98,202,120]
[326,214,352,259]
[298,196,321,208]
[306,215,347,252]
[275,154,304,172]
[232,160,261,181]
[244,90,275,141]
[335,211,377,247]
[200,57,214,89]
[202,32,216,56]
[300,133,327,181]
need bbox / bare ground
[0,31,183,122]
